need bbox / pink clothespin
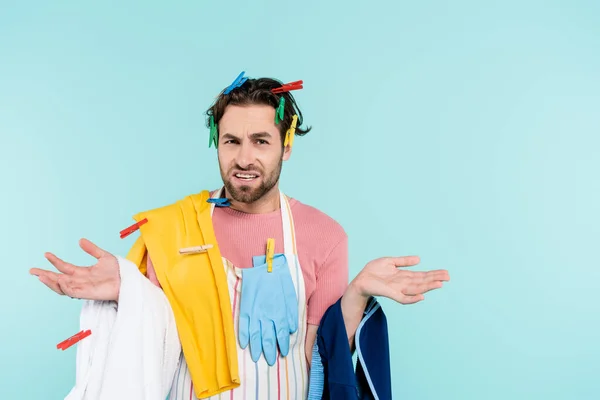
[57,329,92,351]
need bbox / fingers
[35,271,65,295]
[79,238,107,260]
[381,284,425,304]
[278,272,298,334]
[261,320,277,366]
[238,313,250,349]
[384,268,450,304]
[29,267,50,277]
[57,275,84,299]
[403,280,445,296]
[276,324,290,358]
[249,317,262,363]
[44,253,77,275]
[389,256,421,268]
[427,269,450,281]
[409,270,450,283]
[397,294,425,304]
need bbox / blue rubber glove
[238,253,298,365]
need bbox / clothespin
[284,114,298,147]
[179,244,214,255]
[120,218,148,239]
[266,238,275,272]
[275,97,285,124]
[271,80,303,94]
[223,71,248,95]
[209,116,218,148]
[57,329,91,351]
[207,197,230,207]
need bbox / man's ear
[282,145,292,161]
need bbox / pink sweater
[147,196,349,326]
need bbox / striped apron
[168,189,309,400]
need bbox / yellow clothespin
[266,238,275,272]
[179,244,214,255]
[284,114,298,147]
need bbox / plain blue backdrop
[1,1,599,398]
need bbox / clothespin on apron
[179,244,214,255]
[120,218,148,239]
[57,329,91,351]
[266,238,275,272]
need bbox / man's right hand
[30,238,121,302]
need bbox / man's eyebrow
[221,132,273,140]
[250,132,273,139]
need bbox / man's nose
[235,142,255,169]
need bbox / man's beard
[221,159,283,204]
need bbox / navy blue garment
[313,296,392,400]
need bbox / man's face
[217,104,291,204]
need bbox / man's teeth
[235,174,257,179]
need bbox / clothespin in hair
[57,329,91,351]
[224,71,248,95]
[209,116,218,148]
[275,97,285,125]
[284,114,298,148]
[266,238,275,272]
[120,218,148,239]
[271,80,303,94]
[179,244,214,255]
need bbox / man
[30,76,450,399]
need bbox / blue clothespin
[223,71,248,95]
[207,198,231,207]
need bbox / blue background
[1,1,599,398]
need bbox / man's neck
[225,185,281,214]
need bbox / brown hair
[205,77,312,146]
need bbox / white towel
[64,256,182,400]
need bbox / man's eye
[257,140,268,145]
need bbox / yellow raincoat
[125,190,239,398]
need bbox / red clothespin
[271,80,303,94]
[57,329,92,351]
[120,218,148,239]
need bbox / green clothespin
[209,116,218,148]
[275,97,285,124]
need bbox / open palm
[30,238,121,301]
[355,256,450,304]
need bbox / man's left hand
[352,256,449,304]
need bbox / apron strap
[279,192,296,256]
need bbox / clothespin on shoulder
[275,97,285,124]
[266,238,275,272]
[284,114,298,148]
[179,244,214,255]
[57,329,91,351]
[271,80,303,94]
[207,197,230,207]
[223,71,248,95]
[120,218,148,239]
